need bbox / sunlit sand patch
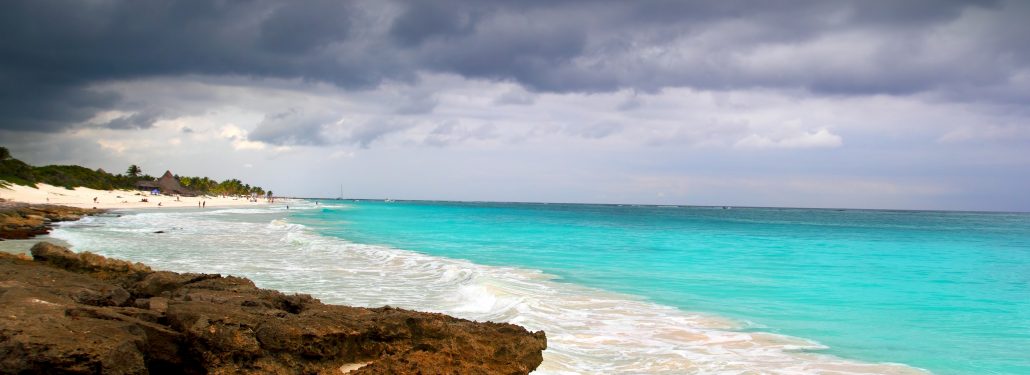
[339,362,370,373]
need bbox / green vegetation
[126,164,142,177]
[0,147,268,196]
[0,147,42,186]
[178,176,265,196]
[32,165,144,190]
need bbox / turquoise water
[291,201,1030,374]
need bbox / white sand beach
[0,182,274,209]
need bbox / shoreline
[1,201,548,373]
[0,236,72,255]
[50,201,933,374]
[1,182,277,209]
[0,241,547,373]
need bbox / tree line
[176,175,266,197]
[1,147,269,197]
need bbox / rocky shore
[0,242,547,374]
[0,201,103,240]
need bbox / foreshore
[0,201,102,242]
[0,199,548,373]
[0,241,547,373]
[0,182,275,209]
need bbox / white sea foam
[51,205,927,374]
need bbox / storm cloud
[2,0,1028,133]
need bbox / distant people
[198,202,201,208]
[93,197,97,203]
[158,202,162,206]
[202,201,206,208]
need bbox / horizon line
[287,197,1030,215]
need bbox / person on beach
[202,201,205,207]
[93,197,97,203]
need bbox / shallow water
[52,201,1030,374]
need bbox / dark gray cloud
[394,92,439,115]
[493,89,536,106]
[259,1,353,54]
[0,81,119,132]
[103,110,164,130]
[389,1,478,46]
[347,121,416,148]
[1,0,1026,134]
[250,109,330,146]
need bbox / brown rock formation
[0,203,103,240]
[0,242,547,374]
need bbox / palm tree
[0,146,10,160]
[126,165,142,178]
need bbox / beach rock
[0,242,547,374]
[0,203,102,240]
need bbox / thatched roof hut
[135,180,159,191]
[136,171,197,196]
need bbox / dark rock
[0,203,103,240]
[0,242,547,374]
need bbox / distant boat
[336,184,343,200]
[385,199,395,203]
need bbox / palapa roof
[137,170,197,196]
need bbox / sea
[50,200,1030,374]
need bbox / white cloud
[220,124,268,150]
[232,140,266,150]
[329,150,355,159]
[734,128,843,149]
[6,72,1022,211]
[220,125,247,140]
[937,124,1030,143]
[96,140,128,154]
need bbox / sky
[1,0,1028,211]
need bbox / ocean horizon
[52,200,1030,374]
[300,198,1030,215]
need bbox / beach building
[134,180,159,192]
[135,170,197,196]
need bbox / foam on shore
[51,204,927,374]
